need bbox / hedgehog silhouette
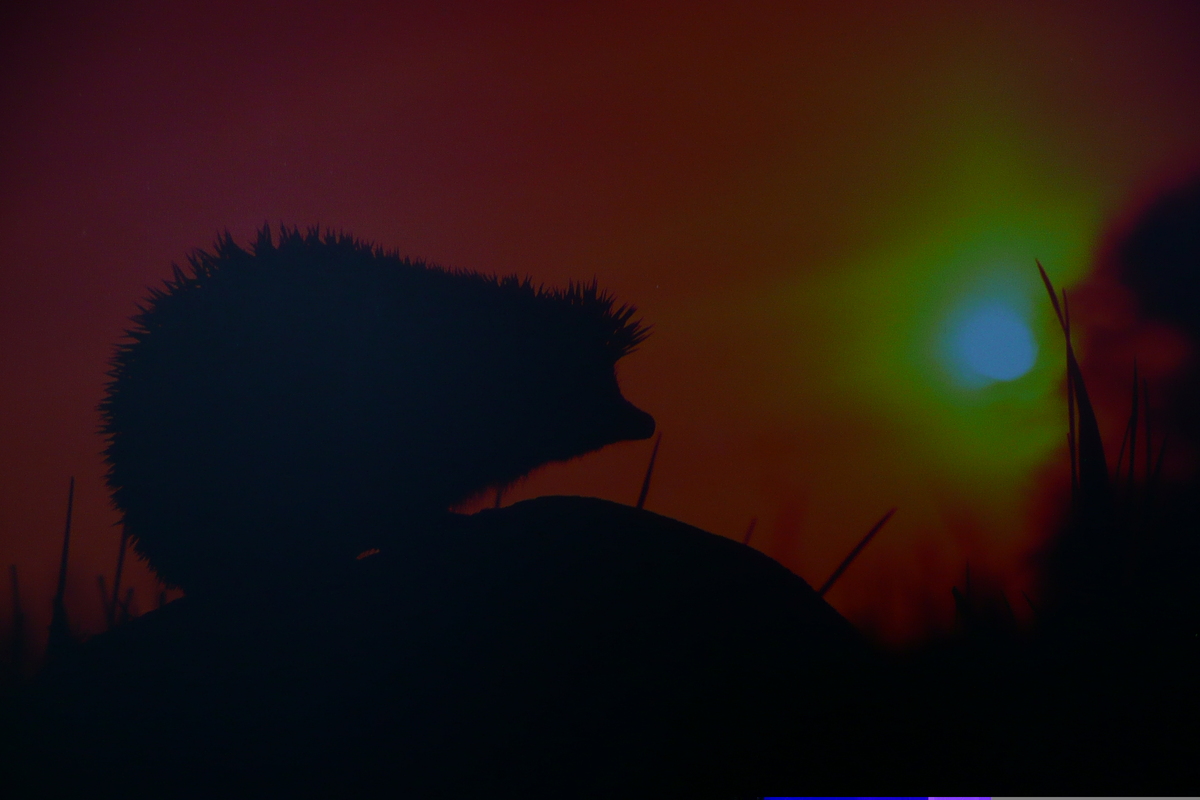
[100,225,655,594]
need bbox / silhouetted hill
[11,496,890,798]
[9,494,1199,796]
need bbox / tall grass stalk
[1065,292,1078,495]
[1038,263,1111,511]
[817,508,895,598]
[741,518,757,546]
[118,588,134,626]
[46,478,75,662]
[635,432,662,511]
[107,526,129,630]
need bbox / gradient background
[3,0,1199,659]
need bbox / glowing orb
[946,302,1037,383]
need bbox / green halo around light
[785,203,1097,499]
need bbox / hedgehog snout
[612,400,655,442]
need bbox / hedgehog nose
[614,400,656,441]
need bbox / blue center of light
[948,303,1037,382]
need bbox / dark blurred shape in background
[1116,175,1200,463]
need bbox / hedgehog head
[100,226,654,594]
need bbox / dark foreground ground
[4,496,1198,797]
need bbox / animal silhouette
[13,227,892,798]
[99,226,655,595]
[14,227,1196,796]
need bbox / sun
[944,301,1038,386]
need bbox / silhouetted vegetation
[1,233,1196,796]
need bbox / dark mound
[13,496,885,798]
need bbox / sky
[2,0,1199,656]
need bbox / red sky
[3,0,1200,657]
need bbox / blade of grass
[1068,348,1112,504]
[741,517,757,546]
[1114,403,1133,487]
[818,508,896,597]
[1114,361,1139,488]
[53,477,74,611]
[1068,410,1078,495]
[1065,288,1077,497]
[1038,260,1066,332]
[1063,291,1111,505]
[118,587,134,625]
[951,585,969,625]
[47,478,76,658]
[1040,267,1111,507]
[1000,590,1016,622]
[1021,591,1039,619]
[635,432,662,511]
[108,525,128,630]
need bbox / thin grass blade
[951,585,969,625]
[1021,590,1039,618]
[1068,345,1112,505]
[1061,288,1112,507]
[1000,590,1016,622]
[118,587,134,625]
[818,508,896,597]
[636,432,662,511]
[47,478,76,660]
[1038,260,1066,332]
[1114,406,1133,486]
[1064,288,1078,496]
[108,525,128,630]
[53,477,74,609]
[741,517,757,546]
